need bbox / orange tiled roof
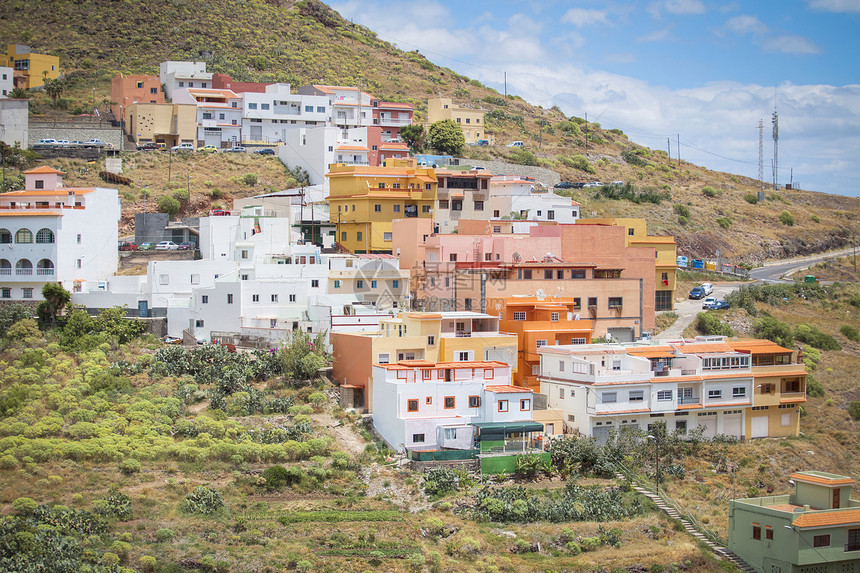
[0,211,63,217]
[484,385,533,394]
[595,407,651,415]
[23,165,66,175]
[405,313,443,320]
[701,372,753,380]
[674,342,735,353]
[1,188,97,197]
[780,397,807,404]
[677,404,704,410]
[792,509,860,528]
[789,472,855,486]
[730,339,794,354]
[335,145,369,151]
[628,350,676,359]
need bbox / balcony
[374,117,412,127]
[36,268,54,276]
[0,269,9,275]
[678,396,701,405]
[15,268,32,276]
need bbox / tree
[427,120,465,156]
[42,74,66,109]
[37,283,71,328]
[8,87,29,99]
[157,195,181,218]
[399,124,426,152]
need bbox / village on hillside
[0,46,859,573]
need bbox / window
[551,312,559,321]
[535,339,547,349]
[1,229,13,243]
[304,105,313,112]
[22,288,33,299]
[468,396,480,408]
[393,204,401,212]
[449,254,457,262]
[334,280,341,288]
[370,280,377,289]
[521,399,531,411]
[848,528,860,551]
[451,200,462,211]
[571,269,586,279]
[289,294,296,302]
[374,204,382,212]
[608,297,623,308]
[227,294,234,304]
[241,250,249,259]
[0,288,9,299]
[765,528,773,540]
[522,270,532,279]
[493,226,501,233]
[159,274,169,285]
[311,279,319,288]
[708,389,722,399]
[813,534,830,548]
[195,319,204,327]
[378,353,389,364]
[150,87,158,94]
[15,229,32,243]
[271,294,279,302]
[422,205,431,213]
[261,103,270,110]
[392,280,400,288]
[457,351,471,361]
[544,269,554,280]
[356,280,364,289]
[412,433,425,443]
[439,200,449,209]
[547,210,555,220]
[559,361,565,372]
[357,232,362,242]
[427,336,435,346]
[36,228,54,243]
[248,103,258,109]
[657,390,672,401]
[732,387,746,398]
[341,231,347,241]
[77,234,81,244]
[384,232,392,241]
[464,298,472,310]
[444,396,455,409]
[178,81,184,87]
[474,200,484,211]
[602,392,617,403]
[629,390,644,402]
[752,525,761,540]
[588,297,598,307]
[201,295,209,304]
[76,259,82,269]
[498,400,508,412]
[317,106,325,113]
[407,399,418,412]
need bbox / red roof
[23,166,66,175]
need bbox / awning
[472,421,544,440]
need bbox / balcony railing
[15,268,32,275]
[374,118,412,126]
[678,396,701,405]
[0,269,9,275]
[37,268,55,276]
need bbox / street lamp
[647,434,660,495]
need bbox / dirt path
[314,412,366,457]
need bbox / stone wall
[29,122,123,149]
[455,158,562,187]
[118,250,195,270]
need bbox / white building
[172,87,243,148]
[489,177,580,223]
[371,360,535,452]
[538,337,755,442]
[279,125,376,186]
[241,84,329,143]
[0,166,120,301]
[0,98,28,149]
[0,67,12,97]
[298,85,373,128]
[159,61,213,99]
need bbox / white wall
[279,126,338,186]
[0,67,12,98]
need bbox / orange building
[110,74,164,124]
[497,297,593,389]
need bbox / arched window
[0,259,10,275]
[36,228,55,244]
[0,229,11,244]
[15,259,32,275]
[15,228,32,243]
[37,259,55,276]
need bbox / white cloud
[561,8,610,27]
[723,14,768,36]
[637,27,673,42]
[764,35,822,55]
[807,0,860,13]
[664,0,706,14]
[720,16,821,55]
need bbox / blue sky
[332,0,860,197]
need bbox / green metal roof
[472,422,544,434]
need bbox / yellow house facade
[124,103,198,148]
[577,217,678,311]
[424,97,486,144]
[326,159,437,254]
[3,44,60,90]
[332,311,518,410]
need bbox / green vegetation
[779,210,795,226]
[701,186,720,198]
[277,510,401,524]
[716,216,732,229]
[743,193,758,204]
[841,324,860,342]
[849,402,860,421]
[157,195,180,217]
[427,119,465,156]
[673,204,690,219]
[594,183,670,205]
[558,154,596,173]
[695,312,734,337]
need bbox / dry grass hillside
[2,0,859,261]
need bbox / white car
[702,296,718,309]
[701,283,714,295]
[171,143,195,152]
[155,241,179,251]
[34,139,57,147]
[507,141,524,147]
[85,139,109,148]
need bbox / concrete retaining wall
[29,123,123,149]
[456,158,562,187]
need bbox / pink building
[211,73,270,94]
[371,99,414,142]
[110,74,164,123]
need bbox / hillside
[2,0,860,261]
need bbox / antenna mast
[772,100,779,190]
[758,119,764,196]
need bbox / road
[654,247,855,340]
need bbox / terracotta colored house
[110,74,164,123]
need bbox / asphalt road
[655,247,856,340]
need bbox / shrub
[12,497,37,515]
[753,316,794,348]
[848,402,860,421]
[565,154,596,173]
[157,195,180,217]
[120,458,141,475]
[795,324,841,351]
[743,193,758,204]
[509,148,539,166]
[811,214,820,223]
[566,541,582,555]
[580,537,601,551]
[702,186,719,198]
[621,150,648,167]
[716,217,732,229]
[695,312,733,337]
[673,204,690,219]
[183,486,225,514]
[155,528,175,542]
[94,491,132,520]
[261,465,304,489]
[140,556,157,573]
[806,375,825,398]
[840,325,859,342]
[242,173,258,186]
[779,210,795,226]
[424,467,459,496]
[677,216,689,226]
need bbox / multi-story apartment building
[326,159,436,254]
[577,218,677,311]
[537,336,806,441]
[123,102,197,148]
[110,74,164,123]
[370,98,414,142]
[729,471,860,573]
[0,67,13,97]
[172,87,243,148]
[424,97,485,144]
[298,85,373,128]
[490,176,581,223]
[0,98,28,148]
[159,61,213,99]
[434,167,493,232]
[2,45,60,90]
[211,73,269,94]
[497,296,594,389]
[333,310,519,409]
[241,83,329,143]
[0,166,119,300]
[371,360,536,452]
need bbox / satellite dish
[536,288,546,301]
[512,252,522,263]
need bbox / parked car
[701,283,714,295]
[572,182,586,189]
[155,241,179,251]
[209,209,231,216]
[610,180,625,186]
[69,140,85,147]
[85,139,109,148]
[34,139,57,147]
[476,139,490,146]
[583,181,603,188]
[171,143,194,152]
[702,296,718,309]
[689,286,705,300]
[223,146,246,153]
[197,145,218,154]
[163,335,182,345]
[139,242,155,251]
[507,141,524,148]
[178,241,195,250]
[710,300,731,310]
[118,242,138,251]
[554,181,574,189]
[255,148,275,155]
[55,140,70,147]
[137,142,160,151]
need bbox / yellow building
[326,159,436,254]
[332,311,519,410]
[124,103,198,148]
[576,218,678,311]
[424,97,486,144]
[2,44,60,90]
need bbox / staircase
[619,472,757,573]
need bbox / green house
[729,471,860,573]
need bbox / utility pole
[584,112,588,152]
[677,134,680,167]
[758,119,764,199]
[667,137,670,158]
[772,106,779,190]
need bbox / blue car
[710,300,731,310]
[689,287,705,300]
